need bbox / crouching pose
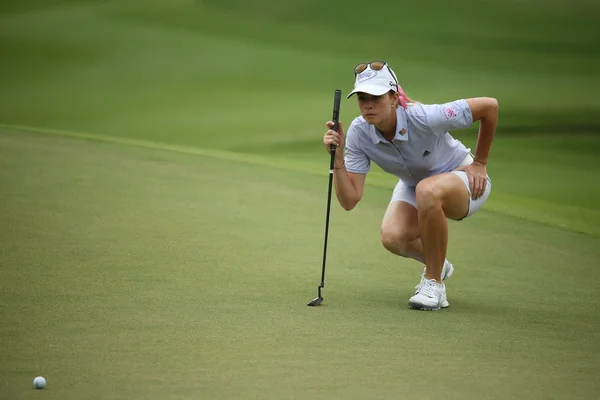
[323,61,498,310]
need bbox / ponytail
[397,86,407,109]
[397,85,417,109]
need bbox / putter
[308,89,342,307]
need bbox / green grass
[1,130,599,399]
[1,0,600,398]
[5,123,599,237]
[0,0,599,236]
[1,0,600,139]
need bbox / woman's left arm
[466,97,499,167]
[460,97,499,199]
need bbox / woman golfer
[323,61,498,310]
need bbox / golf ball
[33,376,46,389]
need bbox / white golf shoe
[408,279,448,311]
[415,259,454,294]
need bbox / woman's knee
[415,179,442,209]
[381,227,414,256]
[416,174,470,219]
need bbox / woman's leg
[415,173,470,282]
[381,182,454,279]
[410,171,492,310]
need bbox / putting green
[1,130,599,399]
[1,0,599,398]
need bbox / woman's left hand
[455,161,487,199]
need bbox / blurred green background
[1,1,599,399]
[2,0,599,135]
[1,0,599,233]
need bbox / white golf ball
[33,376,46,389]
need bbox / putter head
[307,297,323,307]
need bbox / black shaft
[320,146,335,291]
[318,89,342,297]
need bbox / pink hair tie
[397,85,408,109]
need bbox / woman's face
[357,92,396,125]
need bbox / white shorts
[390,155,492,219]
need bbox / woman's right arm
[323,121,366,211]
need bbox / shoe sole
[408,300,449,311]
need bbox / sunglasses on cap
[353,60,399,87]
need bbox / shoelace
[417,279,438,298]
[415,262,448,290]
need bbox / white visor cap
[347,65,399,99]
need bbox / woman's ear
[389,92,398,108]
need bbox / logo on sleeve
[442,106,458,120]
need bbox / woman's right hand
[323,121,345,156]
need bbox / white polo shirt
[344,99,473,187]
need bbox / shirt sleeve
[344,120,370,174]
[420,99,474,136]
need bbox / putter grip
[330,89,342,153]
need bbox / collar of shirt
[367,107,409,144]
